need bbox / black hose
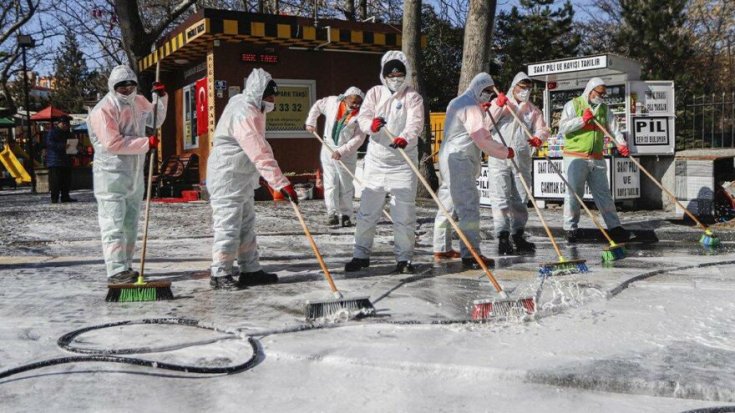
[0,318,259,381]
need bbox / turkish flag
[195,77,208,136]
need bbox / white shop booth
[477,54,675,207]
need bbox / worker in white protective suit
[558,77,631,244]
[344,51,424,274]
[207,68,299,290]
[485,72,550,255]
[432,73,514,269]
[88,65,167,284]
[305,87,367,227]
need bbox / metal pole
[21,46,36,193]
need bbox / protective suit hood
[341,86,365,100]
[582,77,606,100]
[466,72,495,102]
[107,65,138,93]
[510,72,531,93]
[243,68,273,109]
[379,51,412,94]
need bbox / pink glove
[480,102,492,111]
[495,92,508,107]
[507,147,515,159]
[370,117,386,133]
[582,108,594,123]
[148,135,159,149]
[527,136,543,148]
[389,137,408,149]
[617,145,630,157]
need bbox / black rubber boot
[608,226,631,243]
[512,231,536,253]
[395,261,415,274]
[566,229,581,243]
[210,275,240,290]
[239,269,278,286]
[345,258,370,272]
[327,214,339,226]
[498,231,514,255]
[341,215,353,227]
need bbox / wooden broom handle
[592,118,709,231]
[289,199,341,296]
[384,128,505,295]
[494,86,616,245]
[484,109,566,260]
[139,61,162,280]
[311,130,393,223]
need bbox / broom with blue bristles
[592,118,719,247]
[486,99,588,278]
[107,55,174,302]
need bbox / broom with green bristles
[499,94,626,263]
[107,56,174,302]
[485,103,588,278]
[592,118,720,247]
[544,155,626,262]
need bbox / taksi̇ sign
[528,55,607,77]
[632,117,669,146]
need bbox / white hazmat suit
[432,73,511,259]
[207,68,290,278]
[353,51,424,263]
[305,87,367,221]
[88,65,167,278]
[486,72,550,237]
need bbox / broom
[107,57,173,302]
[544,156,626,262]
[288,198,375,320]
[310,130,393,223]
[485,99,588,277]
[592,118,720,247]
[498,93,625,263]
[383,127,535,319]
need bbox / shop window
[182,83,199,149]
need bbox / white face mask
[386,76,405,92]
[479,91,493,103]
[515,89,530,102]
[115,90,137,105]
[590,96,604,105]
[262,101,275,113]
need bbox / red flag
[195,77,208,136]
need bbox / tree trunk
[358,0,367,21]
[343,0,356,20]
[402,0,439,196]
[458,0,497,93]
[113,0,196,91]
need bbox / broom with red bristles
[384,127,535,320]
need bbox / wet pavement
[1,188,734,412]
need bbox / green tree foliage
[50,30,92,113]
[492,0,579,91]
[615,0,699,97]
[421,4,464,111]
